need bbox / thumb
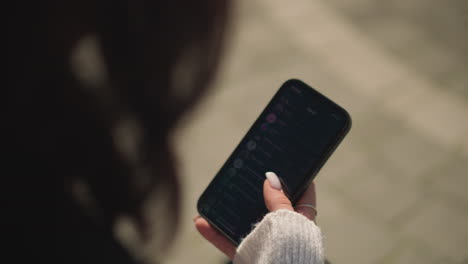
[264,172,294,212]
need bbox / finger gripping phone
[197,79,351,245]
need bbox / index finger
[194,215,237,259]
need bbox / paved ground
[161,0,468,263]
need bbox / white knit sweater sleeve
[233,209,324,264]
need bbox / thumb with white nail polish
[264,172,294,212]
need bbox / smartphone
[197,79,351,245]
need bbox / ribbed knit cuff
[234,209,324,264]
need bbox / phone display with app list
[197,79,351,245]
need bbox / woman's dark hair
[8,0,230,261]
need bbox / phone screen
[197,79,351,245]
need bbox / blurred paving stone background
[157,0,468,263]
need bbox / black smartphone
[197,79,351,245]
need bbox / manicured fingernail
[265,172,282,190]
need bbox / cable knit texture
[233,209,324,264]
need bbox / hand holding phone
[194,172,318,259]
[195,79,351,257]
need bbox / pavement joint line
[261,0,468,155]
